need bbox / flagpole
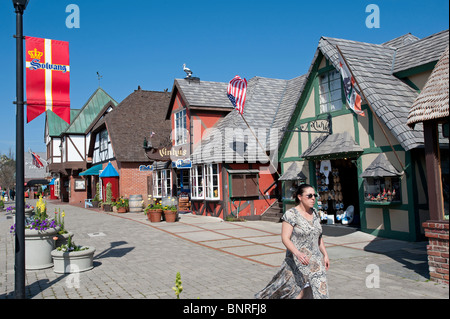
[336,45,405,171]
[238,112,281,177]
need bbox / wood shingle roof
[105,88,172,163]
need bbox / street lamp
[12,0,30,300]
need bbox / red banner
[26,37,70,124]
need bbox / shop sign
[172,159,192,169]
[139,165,153,172]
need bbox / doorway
[332,158,360,226]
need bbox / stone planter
[164,210,177,223]
[25,226,60,270]
[117,207,127,213]
[147,209,163,222]
[51,246,96,274]
[25,208,34,218]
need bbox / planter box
[51,246,96,274]
[25,227,60,270]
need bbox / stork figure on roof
[183,63,192,78]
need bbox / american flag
[227,75,247,115]
[31,151,44,168]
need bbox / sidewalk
[0,199,448,299]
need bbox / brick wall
[119,162,152,206]
[423,220,449,285]
[69,175,87,205]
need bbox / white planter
[25,208,34,218]
[25,227,60,270]
[51,246,96,274]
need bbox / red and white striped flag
[31,151,44,168]
[26,36,71,124]
[227,75,247,115]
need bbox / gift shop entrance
[316,158,360,226]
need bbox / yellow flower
[62,211,65,218]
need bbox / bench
[85,199,93,208]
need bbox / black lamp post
[12,0,29,300]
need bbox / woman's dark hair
[293,183,315,204]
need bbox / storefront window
[319,69,342,113]
[363,177,401,203]
[190,165,204,199]
[190,164,220,200]
[153,169,172,198]
[205,164,220,200]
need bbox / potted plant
[115,197,129,213]
[103,182,113,212]
[53,208,73,248]
[163,205,178,223]
[146,201,163,222]
[10,196,60,270]
[51,236,95,274]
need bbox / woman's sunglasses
[304,193,319,199]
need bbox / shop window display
[363,177,401,203]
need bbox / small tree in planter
[103,182,113,212]
[92,182,100,208]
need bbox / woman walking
[255,184,330,299]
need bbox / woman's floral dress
[255,207,329,299]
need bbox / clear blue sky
[0,0,448,156]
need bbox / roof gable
[191,75,306,164]
[105,88,172,163]
[316,31,448,151]
[64,87,118,134]
[46,109,80,137]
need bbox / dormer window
[319,69,343,113]
[175,109,187,146]
[100,130,108,151]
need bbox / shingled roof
[105,88,172,163]
[407,45,449,127]
[316,29,449,152]
[64,87,118,134]
[191,75,306,164]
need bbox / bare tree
[0,149,16,190]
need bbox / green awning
[79,164,103,176]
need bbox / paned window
[319,70,342,113]
[153,169,172,198]
[175,109,187,146]
[190,165,204,199]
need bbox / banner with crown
[25,36,70,124]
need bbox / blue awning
[99,162,119,177]
[48,178,55,185]
[79,164,103,176]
